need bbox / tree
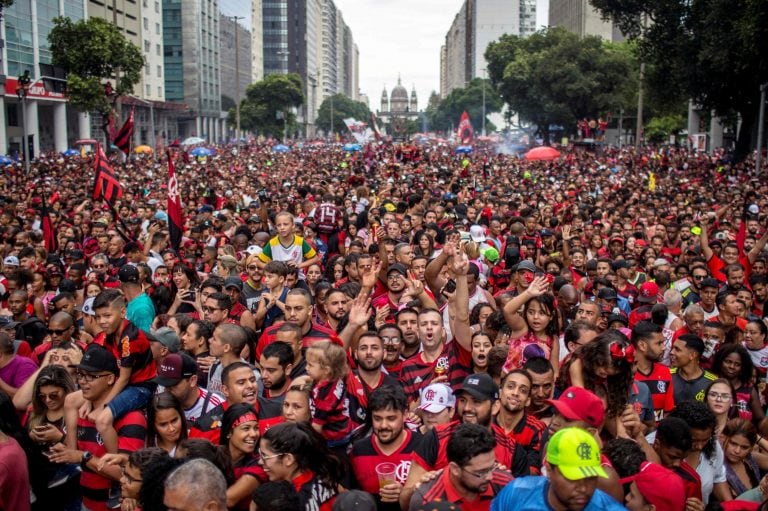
[315,94,371,134]
[485,27,633,143]
[590,0,768,159]
[229,73,304,138]
[48,17,144,118]
[428,79,503,133]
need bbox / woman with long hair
[722,418,768,498]
[259,421,343,511]
[712,343,764,424]
[705,378,737,439]
[167,263,200,315]
[146,392,188,456]
[282,383,313,424]
[219,403,266,510]
[412,230,435,259]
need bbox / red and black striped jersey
[78,411,146,511]
[634,362,675,422]
[231,454,268,510]
[189,398,283,444]
[311,378,352,442]
[292,470,337,511]
[412,467,513,511]
[412,420,530,477]
[256,321,336,360]
[94,320,156,385]
[350,429,422,496]
[492,412,547,474]
[398,340,471,403]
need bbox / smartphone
[443,279,457,295]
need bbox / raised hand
[526,276,550,297]
[348,294,373,327]
[451,252,470,276]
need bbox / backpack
[315,203,340,234]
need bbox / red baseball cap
[620,462,685,511]
[637,281,660,303]
[545,386,605,428]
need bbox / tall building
[163,0,224,141]
[548,0,623,41]
[220,14,252,139]
[440,0,534,99]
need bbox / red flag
[458,110,474,145]
[167,150,184,252]
[113,109,135,154]
[370,112,382,141]
[92,144,123,205]
[41,194,57,253]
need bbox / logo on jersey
[657,381,666,393]
[395,461,411,483]
[121,336,131,358]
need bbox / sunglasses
[47,328,70,335]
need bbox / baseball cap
[607,313,628,326]
[700,277,721,290]
[620,462,686,511]
[597,288,618,301]
[75,297,96,316]
[152,353,197,386]
[387,263,408,277]
[3,256,19,266]
[332,490,376,511]
[637,281,660,303]
[147,327,181,353]
[245,245,262,256]
[653,258,671,268]
[455,373,499,402]
[0,316,20,329]
[546,386,605,429]
[546,427,608,480]
[224,276,243,291]
[418,383,456,413]
[469,225,486,243]
[72,344,119,374]
[118,264,141,284]
[609,235,625,244]
[483,247,500,263]
[612,260,631,271]
[515,260,537,273]
[540,229,555,237]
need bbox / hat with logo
[455,373,499,402]
[619,462,686,511]
[224,276,243,291]
[546,427,608,480]
[418,383,456,413]
[118,264,141,284]
[72,344,119,374]
[597,287,618,301]
[483,247,500,263]
[75,297,96,316]
[0,316,19,329]
[637,281,660,303]
[546,386,605,429]
[152,353,197,386]
[245,245,262,256]
[387,263,408,277]
[469,225,486,243]
[3,256,19,266]
[147,327,181,353]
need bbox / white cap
[469,224,486,243]
[3,256,19,266]
[418,383,456,413]
[76,297,96,316]
[246,245,262,256]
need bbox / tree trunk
[734,106,756,163]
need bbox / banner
[458,110,474,145]
[343,118,374,144]
[92,144,123,205]
[167,150,184,252]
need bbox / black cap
[67,249,84,259]
[597,288,618,301]
[151,353,198,386]
[387,263,408,277]
[224,276,243,291]
[0,316,19,329]
[607,313,628,326]
[700,277,721,290]
[612,260,631,271]
[118,264,141,284]
[72,344,119,374]
[456,373,499,402]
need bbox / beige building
[548,0,623,41]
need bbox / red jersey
[189,398,283,444]
[94,320,156,385]
[398,340,471,403]
[411,468,513,511]
[292,470,337,511]
[492,412,547,474]
[350,429,422,495]
[232,454,268,510]
[311,378,351,442]
[634,362,675,422]
[256,321,335,360]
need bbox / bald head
[49,311,74,328]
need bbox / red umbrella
[524,146,561,161]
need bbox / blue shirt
[490,476,626,510]
[126,292,156,333]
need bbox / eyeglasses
[247,265,259,271]
[121,466,142,484]
[37,391,63,401]
[381,336,401,345]
[707,391,732,402]
[258,449,284,461]
[692,275,706,280]
[75,372,110,383]
[47,328,70,335]
[92,264,107,269]
[387,274,403,281]
[461,463,497,479]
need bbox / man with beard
[680,265,709,308]
[258,341,294,402]
[189,361,281,443]
[347,332,402,428]
[156,353,223,423]
[350,386,421,510]
[400,373,529,509]
[632,321,675,423]
[523,357,556,424]
[323,288,349,331]
[395,308,421,360]
[372,263,436,323]
[492,370,547,474]
[379,324,405,378]
[409,424,513,511]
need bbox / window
[156,23,160,35]
[145,63,150,74]
[143,17,148,30]
[144,40,150,52]
[157,65,161,77]
[154,1,159,12]
[156,44,161,56]
[157,86,162,97]
[146,84,150,96]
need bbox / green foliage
[428,78,502,133]
[485,27,633,141]
[315,94,371,134]
[0,0,15,10]
[589,0,768,159]
[48,17,144,115]
[644,114,686,144]
[229,73,304,137]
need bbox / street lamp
[481,68,486,137]
[231,16,245,148]
[16,72,31,174]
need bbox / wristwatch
[81,450,93,468]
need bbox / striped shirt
[492,412,547,473]
[94,320,156,385]
[398,340,471,403]
[410,467,513,511]
[311,378,351,442]
[78,411,147,511]
[256,321,336,360]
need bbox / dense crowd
[0,139,767,511]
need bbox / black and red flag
[92,143,123,205]
[458,110,474,145]
[41,193,57,253]
[167,149,184,252]
[113,109,135,154]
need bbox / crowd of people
[0,138,766,511]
